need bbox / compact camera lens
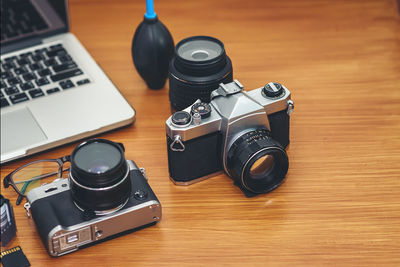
[69,139,131,213]
[227,129,288,194]
[169,36,233,111]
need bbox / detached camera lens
[70,139,131,213]
[169,36,233,111]
[227,129,288,194]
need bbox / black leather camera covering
[30,169,159,252]
[268,110,290,148]
[167,132,223,182]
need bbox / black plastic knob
[262,82,283,98]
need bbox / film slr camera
[166,80,294,196]
[23,139,161,257]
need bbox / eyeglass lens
[11,161,70,196]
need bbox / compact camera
[25,139,162,257]
[166,80,294,196]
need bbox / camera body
[26,160,161,257]
[166,80,294,196]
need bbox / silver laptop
[0,0,135,164]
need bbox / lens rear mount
[226,129,289,195]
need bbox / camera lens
[69,139,131,213]
[169,36,233,111]
[249,155,275,179]
[227,129,288,194]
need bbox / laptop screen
[1,0,68,48]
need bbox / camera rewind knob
[263,82,284,98]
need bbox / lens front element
[249,155,275,179]
[73,142,122,175]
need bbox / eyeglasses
[3,156,71,205]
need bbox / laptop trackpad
[1,108,47,154]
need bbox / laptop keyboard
[1,0,49,41]
[1,43,90,108]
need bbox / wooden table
[1,0,400,266]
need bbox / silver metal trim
[170,135,185,152]
[47,200,161,257]
[73,197,129,216]
[170,171,223,185]
[287,100,294,115]
[68,164,130,192]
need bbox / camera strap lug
[23,202,31,218]
[139,167,148,180]
[287,100,294,115]
[170,135,185,152]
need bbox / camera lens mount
[226,129,289,194]
[69,139,131,213]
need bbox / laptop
[0,0,135,164]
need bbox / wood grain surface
[1,0,400,266]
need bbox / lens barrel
[169,36,233,111]
[69,139,131,213]
[227,129,289,194]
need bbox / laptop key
[14,66,29,75]
[20,52,33,58]
[7,77,22,85]
[47,87,61,94]
[22,73,37,81]
[44,58,58,66]
[5,86,19,95]
[52,63,77,73]
[21,81,35,91]
[34,48,48,54]
[17,58,31,65]
[2,62,15,70]
[77,79,91,86]
[38,68,52,77]
[9,92,29,104]
[1,71,12,79]
[29,62,43,71]
[58,55,73,63]
[31,54,44,61]
[4,56,17,62]
[51,69,83,82]
[47,48,67,58]
[28,88,45,98]
[60,79,75,89]
[0,80,6,88]
[35,77,50,86]
[1,98,10,108]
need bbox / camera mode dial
[262,82,284,98]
